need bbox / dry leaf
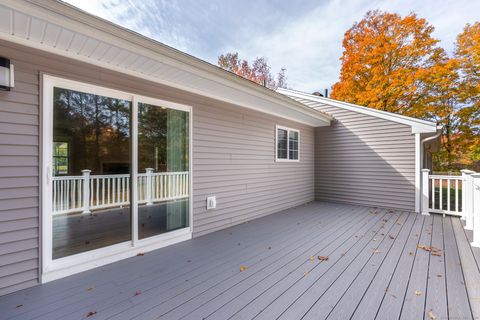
[309,256,315,261]
[318,256,329,261]
[87,311,97,317]
[239,265,248,272]
[373,249,380,254]
[415,290,422,296]
[86,287,93,292]
[15,304,23,308]
[304,270,309,276]
[417,245,442,256]
[134,290,142,296]
[389,235,395,240]
[427,310,437,320]
[409,252,414,256]
[436,274,443,278]
[136,252,145,256]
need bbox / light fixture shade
[0,57,14,91]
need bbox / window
[53,142,69,175]
[276,125,300,161]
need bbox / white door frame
[41,74,193,282]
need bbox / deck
[1,202,479,320]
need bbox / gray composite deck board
[0,202,478,320]
[453,218,480,319]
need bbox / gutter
[421,125,442,147]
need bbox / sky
[64,0,480,93]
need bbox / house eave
[278,88,438,133]
[0,0,332,127]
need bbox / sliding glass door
[51,88,132,259]
[43,76,191,278]
[137,102,189,239]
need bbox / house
[0,0,446,298]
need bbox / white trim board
[277,88,438,134]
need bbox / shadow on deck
[1,201,479,320]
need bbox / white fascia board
[0,0,332,127]
[278,88,438,134]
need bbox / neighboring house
[0,0,440,296]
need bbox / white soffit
[0,0,332,127]
[278,88,438,134]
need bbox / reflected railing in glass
[52,170,189,215]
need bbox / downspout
[418,126,442,213]
[420,126,442,170]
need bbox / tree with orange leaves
[218,52,287,90]
[456,22,480,168]
[331,10,444,119]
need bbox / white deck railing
[422,169,480,248]
[52,169,189,215]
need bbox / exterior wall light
[0,57,14,91]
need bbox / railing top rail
[53,171,189,180]
[429,175,464,180]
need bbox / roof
[278,88,439,134]
[0,0,333,126]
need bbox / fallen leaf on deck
[389,235,395,240]
[417,245,442,256]
[87,311,97,317]
[373,249,380,254]
[239,265,248,272]
[136,252,145,256]
[436,274,443,278]
[318,256,329,261]
[409,251,413,256]
[86,287,93,291]
[427,310,437,320]
[15,304,23,308]
[309,256,315,261]
[134,290,142,296]
[415,290,422,296]
[304,270,309,276]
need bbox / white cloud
[64,0,480,93]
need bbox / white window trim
[275,125,300,162]
[41,74,193,282]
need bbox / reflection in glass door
[51,87,132,259]
[137,102,190,239]
[44,76,192,279]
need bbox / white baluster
[82,169,91,214]
[146,168,153,205]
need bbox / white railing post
[421,169,430,215]
[471,173,480,247]
[146,168,154,205]
[462,169,475,230]
[81,169,91,214]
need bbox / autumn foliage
[332,11,480,171]
[217,52,287,90]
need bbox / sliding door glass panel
[52,87,131,259]
[137,103,189,240]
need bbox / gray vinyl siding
[289,97,416,211]
[0,40,314,295]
